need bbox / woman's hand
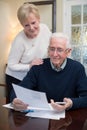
[50,98,73,112]
[12,98,28,111]
[30,58,43,68]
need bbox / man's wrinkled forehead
[50,37,67,46]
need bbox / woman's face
[22,13,40,38]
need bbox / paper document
[3,103,65,120]
[12,83,50,110]
[3,103,13,109]
[3,103,53,111]
[3,84,65,120]
[26,109,65,120]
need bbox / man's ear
[67,49,72,57]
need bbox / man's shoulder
[43,58,50,63]
[32,58,50,69]
[29,58,50,76]
[67,58,84,68]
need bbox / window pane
[71,5,81,24]
[83,5,87,24]
[71,27,81,45]
[83,26,87,45]
[71,47,81,62]
[82,47,87,65]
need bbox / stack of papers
[3,84,65,120]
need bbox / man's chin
[52,62,60,66]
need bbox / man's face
[22,13,40,38]
[48,37,71,68]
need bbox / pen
[56,102,66,105]
[22,109,34,113]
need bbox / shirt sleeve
[19,66,38,89]
[70,65,87,109]
[7,36,30,72]
[10,66,37,102]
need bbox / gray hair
[51,32,72,49]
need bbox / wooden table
[0,98,87,130]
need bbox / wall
[0,0,24,84]
[0,0,63,96]
[56,0,63,32]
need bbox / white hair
[51,32,72,49]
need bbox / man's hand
[50,98,73,112]
[12,98,28,111]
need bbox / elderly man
[11,32,87,111]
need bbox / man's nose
[53,49,59,56]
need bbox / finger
[13,104,28,111]
[50,100,66,112]
[50,99,55,104]
[12,99,28,111]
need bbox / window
[63,0,87,74]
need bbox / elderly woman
[5,3,51,102]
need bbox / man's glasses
[49,47,69,54]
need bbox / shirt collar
[50,59,67,72]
